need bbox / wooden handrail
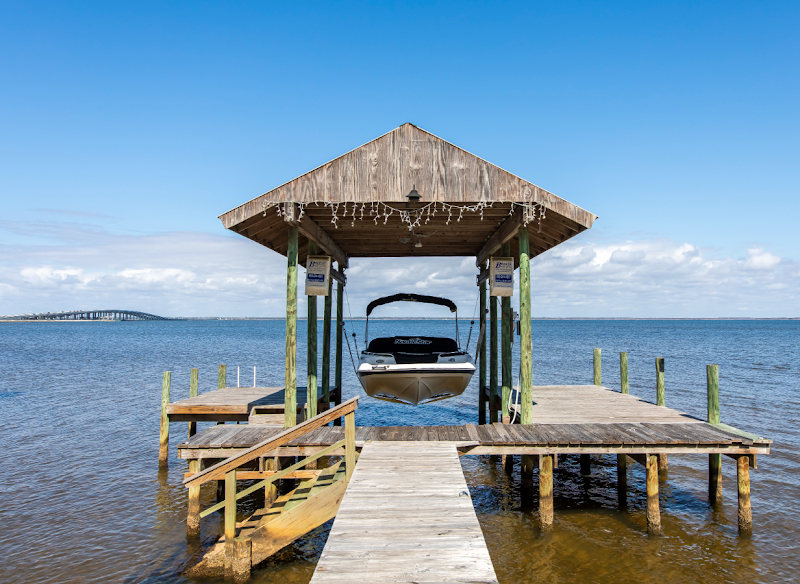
[184,396,358,488]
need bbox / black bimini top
[365,294,457,317]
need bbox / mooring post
[620,352,629,394]
[159,371,171,467]
[218,364,226,389]
[224,469,238,576]
[478,278,487,425]
[519,228,535,480]
[737,455,752,534]
[284,225,299,428]
[334,264,345,426]
[489,296,499,423]
[539,453,554,530]
[187,458,201,537]
[322,269,332,404]
[188,368,199,438]
[646,454,662,534]
[307,242,318,419]
[707,364,722,503]
[655,357,667,469]
[593,348,601,385]
[501,242,512,424]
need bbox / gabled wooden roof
[220,123,597,267]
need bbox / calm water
[1,319,798,583]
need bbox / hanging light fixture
[406,185,421,203]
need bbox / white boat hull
[357,362,476,406]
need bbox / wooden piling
[737,455,752,533]
[188,368,198,438]
[519,227,532,425]
[580,454,591,476]
[500,241,512,423]
[322,269,332,403]
[646,454,662,534]
[334,264,345,426]
[479,279,487,425]
[489,296,499,423]
[307,242,318,419]
[218,364,226,389]
[616,454,628,509]
[284,225,298,428]
[232,538,252,582]
[655,357,667,469]
[620,352,629,394]
[593,348,601,385]
[224,469,237,575]
[187,459,201,536]
[539,454,554,529]
[707,364,722,503]
[159,371,171,466]
[263,457,278,509]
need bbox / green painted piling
[620,352,629,394]
[708,364,722,503]
[656,357,665,406]
[284,225,298,428]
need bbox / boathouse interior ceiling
[219,123,598,266]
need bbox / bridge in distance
[0,310,170,321]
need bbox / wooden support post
[334,264,345,426]
[263,457,278,508]
[489,296,499,423]
[539,454,554,529]
[646,454,662,534]
[345,410,356,482]
[307,242,318,419]
[620,352,629,394]
[232,538,252,582]
[218,364,226,389]
[188,368,198,438]
[501,241,512,423]
[187,459,201,536]
[707,364,722,503]
[518,227,532,425]
[503,454,514,475]
[224,469,237,576]
[159,371,171,467]
[593,348,601,385]
[478,278,487,425]
[285,225,298,428]
[617,454,628,509]
[737,455,752,533]
[580,454,591,476]
[655,357,667,469]
[322,268,332,403]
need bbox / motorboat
[357,293,476,405]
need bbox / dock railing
[183,396,358,577]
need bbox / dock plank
[310,442,498,584]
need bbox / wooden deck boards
[310,442,498,584]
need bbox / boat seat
[366,336,459,354]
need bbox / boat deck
[309,441,498,584]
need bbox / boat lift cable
[465,293,479,352]
[343,287,360,355]
[342,321,359,376]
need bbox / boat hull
[357,363,476,405]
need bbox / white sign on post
[305,255,332,296]
[489,257,514,297]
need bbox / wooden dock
[166,385,321,422]
[310,442,498,584]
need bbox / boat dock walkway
[310,441,498,584]
[166,385,322,422]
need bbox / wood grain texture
[310,442,498,584]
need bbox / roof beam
[476,208,523,267]
[292,213,348,269]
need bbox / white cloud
[0,221,796,318]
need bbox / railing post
[188,368,199,438]
[707,364,722,503]
[620,352,628,394]
[593,348,601,385]
[224,469,237,576]
[345,410,356,482]
[159,371,171,467]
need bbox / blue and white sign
[490,257,514,297]
[305,255,332,296]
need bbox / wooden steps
[186,462,347,578]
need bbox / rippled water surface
[1,319,798,583]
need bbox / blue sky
[1,1,798,317]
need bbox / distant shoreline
[3,317,798,322]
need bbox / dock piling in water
[656,357,668,470]
[159,371,171,467]
[593,348,601,385]
[620,351,629,394]
[737,455,752,533]
[539,453,554,530]
[188,368,198,438]
[707,364,722,503]
[218,364,226,389]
